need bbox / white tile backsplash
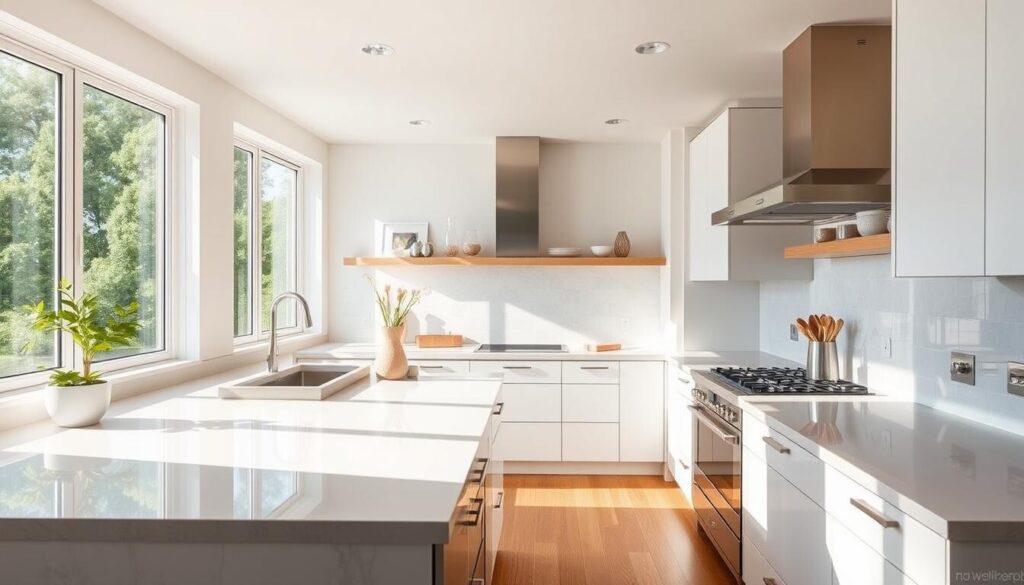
[760,255,1024,435]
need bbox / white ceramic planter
[43,381,112,428]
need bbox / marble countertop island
[0,365,502,546]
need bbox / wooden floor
[492,475,736,585]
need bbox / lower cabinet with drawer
[562,422,619,461]
[742,412,945,585]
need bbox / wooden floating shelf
[343,256,667,267]
[784,233,891,260]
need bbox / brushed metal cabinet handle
[580,366,610,370]
[418,364,445,369]
[850,498,900,528]
[459,497,485,526]
[493,402,504,415]
[494,491,504,509]
[762,436,791,455]
[501,366,533,370]
[677,458,690,470]
[470,457,488,483]
[763,579,778,585]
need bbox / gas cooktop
[475,344,568,353]
[709,367,870,395]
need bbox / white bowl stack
[547,247,583,257]
[855,209,889,236]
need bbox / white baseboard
[504,461,664,475]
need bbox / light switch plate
[950,351,976,386]
[790,324,800,342]
[1009,362,1024,397]
[880,337,892,359]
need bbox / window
[233,142,299,342]
[0,38,171,388]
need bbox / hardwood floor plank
[493,474,735,585]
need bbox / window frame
[0,34,176,393]
[232,139,304,346]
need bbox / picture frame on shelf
[375,221,429,257]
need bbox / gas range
[708,366,869,396]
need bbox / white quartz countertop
[671,351,803,372]
[745,399,1024,541]
[296,342,668,361]
[0,364,501,545]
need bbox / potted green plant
[23,279,141,428]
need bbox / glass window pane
[0,51,60,378]
[233,147,252,337]
[259,158,296,331]
[82,84,164,361]
[258,470,296,518]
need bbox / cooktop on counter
[709,366,870,395]
[475,344,568,353]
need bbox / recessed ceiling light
[361,43,394,56]
[634,41,671,55]
[604,118,629,125]
[409,119,431,126]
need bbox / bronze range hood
[712,25,892,226]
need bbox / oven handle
[688,405,740,445]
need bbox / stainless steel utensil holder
[807,341,840,381]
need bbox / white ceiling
[91,0,890,143]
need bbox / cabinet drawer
[742,535,786,585]
[562,384,618,422]
[562,423,618,461]
[667,376,693,466]
[469,360,561,383]
[823,466,944,585]
[828,512,919,585]
[562,361,619,384]
[500,384,560,422]
[744,412,824,507]
[409,360,469,374]
[494,422,560,461]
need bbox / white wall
[329,142,663,345]
[0,0,329,364]
[760,256,1024,435]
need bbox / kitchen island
[0,365,503,585]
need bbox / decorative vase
[613,231,631,257]
[44,381,112,428]
[376,325,409,380]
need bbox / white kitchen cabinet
[666,367,694,503]
[619,362,664,462]
[894,0,986,277]
[743,446,831,585]
[468,360,561,383]
[408,360,469,374]
[562,384,618,423]
[828,515,918,585]
[743,535,787,585]
[499,384,561,422]
[485,407,503,585]
[687,105,811,281]
[985,0,1024,275]
[494,422,560,461]
[562,423,619,462]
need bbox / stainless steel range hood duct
[712,25,892,226]
[495,137,540,256]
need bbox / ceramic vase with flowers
[367,276,426,380]
[23,279,141,428]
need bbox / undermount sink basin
[219,364,371,400]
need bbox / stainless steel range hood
[495,137,540,256]
[712,25,892,226]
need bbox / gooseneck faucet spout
[267,292,313,373]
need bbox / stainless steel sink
[219,364,371,400]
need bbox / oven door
[689,404,742,538]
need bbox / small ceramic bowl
[815,227,837,243]
[590,245,612,257]
[855,209,889,236]
[837,223,861,240]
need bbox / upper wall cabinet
[687,107,812,281]
[895,0,1023,277]
[986,0,1024,275]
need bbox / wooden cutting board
[585,342,622,352]
[415,334,464,348]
